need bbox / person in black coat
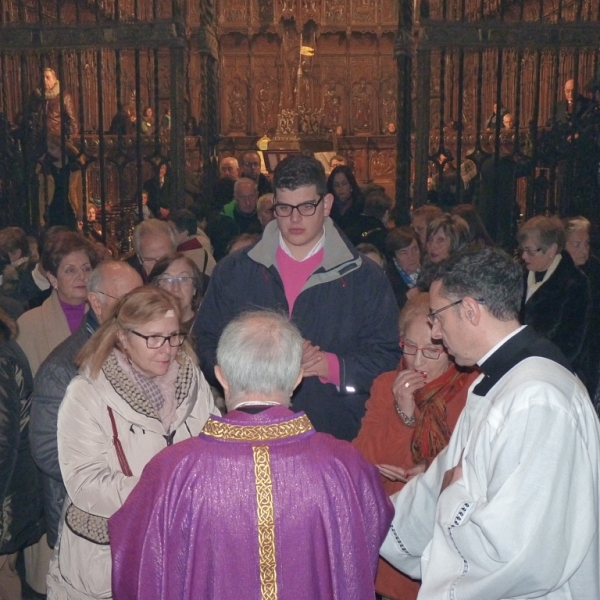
[327,165,366,234]
[0,308,44,599]
[518,215,591,366]
[563,216,600,403]
[384,226,421,310]
[345,191,393,255]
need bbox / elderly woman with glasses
[518,215,591,366]
[46,286,217,599]
[150,253,203,333]
[354,293,477,600]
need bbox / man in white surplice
[380,246,600,600]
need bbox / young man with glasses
[194,154,400,441]
[381,245,600,600]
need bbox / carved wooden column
[413,49,431,207]
[395,0,414,224]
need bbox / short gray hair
[234,177,257,196]
[517,215,565,252]
[132,219,176,255]
[217,310,303,403]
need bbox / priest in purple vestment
[109,310,393,600]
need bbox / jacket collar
[248,217,361,277]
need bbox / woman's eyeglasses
[400,341,444,360]
[129,330,187,349]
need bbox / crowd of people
[0,153,599,600]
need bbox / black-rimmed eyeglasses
[129,330,187,349]
[273,195,323,217]
[428,297,486,325]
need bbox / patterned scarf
[407,360,472,464]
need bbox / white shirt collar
[278,227,326,262]
[477,325,526,367]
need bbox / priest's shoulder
[309,431,381,473]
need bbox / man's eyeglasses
[129,330,187,349]
[156,276,194,287]
[400,341,444,359]
[273,196,323,218]
[243,161,260,168]
[96,290,119,300]
[519,246,543,257]
[428,297,486,325]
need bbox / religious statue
[382,85,396,132]
[25,67,81,228]
[257,81,275,131]
[353,79,372,131]
[325,0,345,21]
[229,81,247,130]
[281,0,296,16]
[279,25,301,111]
[323,83,342,131]
[297,59,314,109]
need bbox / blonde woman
[47,286,217,599]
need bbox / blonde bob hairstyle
[76,286,196,379]
[398,291,432,337]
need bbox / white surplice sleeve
[420,381,600,600]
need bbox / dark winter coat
[0,318,44,554]
[521,251,591,365]
[193,218,401,441]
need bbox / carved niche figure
[297,59,315,109]
[353,0,376,21]
[323,83,342,131]
[281,0,296,15]
[258,0,274,21]
[279,24,301,111]
[325,0,345,21]
[228,80,247,131]
[381,85,396,132]
[257,80,276,131]
[370,150,394,177]
[224,0,246,21]
[302,0,318,12]
[352,79,373,132]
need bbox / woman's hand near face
[392,369,426,416]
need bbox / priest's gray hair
[217,310,303,402]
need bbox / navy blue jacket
[193,219,400,441]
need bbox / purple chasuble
[109,405,393,600]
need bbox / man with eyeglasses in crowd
[194,154,400,441]
[240,150,273,196]
[381,245,600,600]
[30,261,142,553]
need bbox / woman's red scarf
[397,359,471,464]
